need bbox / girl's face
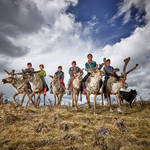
[40,66,43,70]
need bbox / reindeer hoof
[117,108,122,114]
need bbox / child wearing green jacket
[36,64,48,95]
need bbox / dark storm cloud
[0,34,29,57]
[0,0,44,35]
[0,0,45,57]
[0,59,11,73]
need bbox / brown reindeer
[2,70,33,106]
[49,75,65,105]
[84,64,104,114]
[103,57,138,113]
[71,72,83,110]
[22,70,47,107]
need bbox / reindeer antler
[123,57,130,74]
[49,75,53,78]
[122,57,138,77]
[98,63,104,70]
[126,64,138,75]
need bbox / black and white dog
[119,89,137,108]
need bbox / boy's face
[27,64,31,68]
[106,61,110,66]
[72,63,76,67]
[88,55,92,62]
[58,68,62,72]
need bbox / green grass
[0,101,150,150]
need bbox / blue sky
[67,0,146,46]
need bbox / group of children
[24,53,114,95]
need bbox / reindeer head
[90,70,104,80]
[2,70,17,84]
[88,63,105,79]
[74,72,83,81]
[49,75,59,84]
[103,57,138,89]
[21,69,35,82]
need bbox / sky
[0,0,150,101]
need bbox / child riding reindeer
[67,61,83,95]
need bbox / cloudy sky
[0,0,150,100]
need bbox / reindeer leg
[21,93,26,106]
[37,93,41,106]
[54,94,56,105]
[75,93,78,110]
[86,94,91,108]
[72,93,75,107]
[107,95,113,112]
[94,94,97,115]
[29,95,35,106]
[33,95,36,104]
[59,94,63,106]
[101,93,104,106]
[57,95,60,106]
[58,94,61,106]
[26,92,35,106]
[116,94,122,113]
[80,91,82,102]
[31,98,35,106]
[13,92,19,106]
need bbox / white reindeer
[103,57,138,113]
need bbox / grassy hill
[0,100,150,150]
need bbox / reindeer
[2,70,32,106]
[103,57,138,113]
[71,72,83,110]
[22,70,47,106]
[84,64,104,114]
[49,75,65,105]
